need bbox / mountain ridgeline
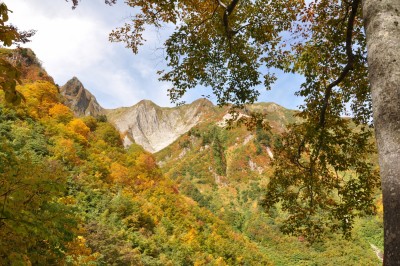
[59,78,383,264]
[106,98,217,152]
[60,76,297,153]
[0,48,383,265]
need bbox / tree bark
[362,0,400,264]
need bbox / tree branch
[319,0,360,127]
[217,0,228,9]
[195,3,219,29]
[221,0,240,38]
[69,0,116,9]
[226,0,240,15]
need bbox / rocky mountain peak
[60,77,104,117]
[107,99,216,153]
[62,77,82,96]
[137,99,157,106]
[191,98,214,106]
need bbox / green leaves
[111,0,302,107]
[0,58,24,105]
[262,117,379,242]
[0,109,75,264]
[0,3,35,105]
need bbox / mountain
[105,98,298,153]
[0,47,54,83]
[57,77,296,154]
[57,76,219,152]
[1,47,383,265]
[60,77,104,117]
[154,102,383,264]
[0,48,275,265]
[106,98,220,152]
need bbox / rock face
[2,48,54,83]
[60,77,104,117]
[107,99,214,153]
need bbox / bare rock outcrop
[107,98,214,153]
[60,77,104,117]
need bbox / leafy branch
[319,0,360,127]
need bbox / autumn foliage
[0,66,274,265]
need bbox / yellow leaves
[215,257,228,266]
[375,195,383,220]
[65,236,100,265]
[67,118,90,142]
[110,162,130,185]
[49,103,73,123]
[59,195,77,205]
[94,171,103,179]
[52,137,81,164]
[17,81,59,118]
[183,228,198,244]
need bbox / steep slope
[107,98,220,152]
[1,47,54,83]
[155,103,383,265]
[1,48,275,265]
[1,47,383,265]
[60,77,104,117]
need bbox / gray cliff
[106,99,214,153]
[60,77,104,117]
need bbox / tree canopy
[91,0,379,240]
[72,0,400,262]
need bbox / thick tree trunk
[362,0,400,265]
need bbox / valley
[0,48,383,265]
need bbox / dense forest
[0,48,383,265]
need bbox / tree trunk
[362,0,400,264]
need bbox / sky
[7,0,305,109]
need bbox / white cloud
[6,1,303,110]
[7,0,175,108]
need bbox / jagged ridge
[60,77,104,117]
[59,76,296,154]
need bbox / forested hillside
[0,48,272,265]
[155,103,383,265]
[0,48,383,265]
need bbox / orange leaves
[135,153,157,173]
